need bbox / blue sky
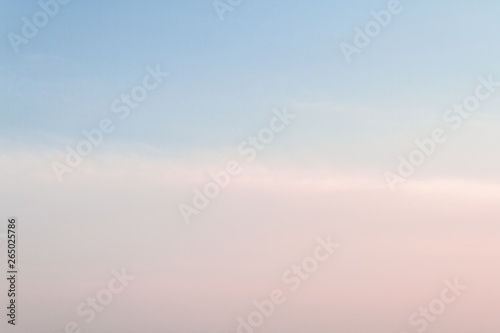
[2,0,500,157]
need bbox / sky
[1,1,500,332]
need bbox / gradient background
[1,0,499,332]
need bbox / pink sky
[0,152,498,333]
